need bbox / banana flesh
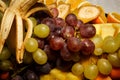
[0,0,52,63]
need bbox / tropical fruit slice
[78,5,100,23]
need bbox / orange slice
[107,12,120,23]
[65,0,85,12]
[92,6,107,24]
[78,5,100,23]
[44,0,56,5]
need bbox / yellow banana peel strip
[15,10,24,63]
[0,0,7,12]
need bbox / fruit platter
[0,0,120,80]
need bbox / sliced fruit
[94,23,120,39]
[77,0,91,8]
[57,3,70,19]
[65,0,85,11]
[107,12,120,23]
[78,5,100,23]
[92,5,107,24]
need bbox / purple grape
[65,13,78,26]
[61,26,75,39]
[80,39,95,55]
[49,36,64,50]
[35,38,44,49]
[67,37,81,52]
[79,24,96,38]
[60,43,73,61]
[50,8,59,18]
[55,17,66,27]
[75,20,83,30]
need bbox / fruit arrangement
[0,0,120,80]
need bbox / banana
[0,0,7,12]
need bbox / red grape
[79,24,96,38]
[76,20,83,30]
[67,37,81,52]
[61,25,75,39]
[49,36,64,50]
[50,8,59,18]
[55,17,66,28]
[80,39,95,55]
[65,13,78,26]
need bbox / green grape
[23,52,33,64]
[94,47,103,56]
[97,58,112,75]
[118,49,120,59]
[107,52,120,67]
[34,24,50,38]
[25,38,38,52]
[71,63,84,76]
[114,32,120,47]
[0,60,13,71]
[33,48,47,64]
[102,36,119,53]
[91,34,103,48]
[84,64,98,80]
[0,47,11,60]
[29,17,37,27]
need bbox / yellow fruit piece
[65,0,85,11]
[56,0,66,5]
[78,5,100,23]
[57,3,70,19]
[65,72,81,80]
[50,68,66,80]
[44,0,56,5]
[107,12,120,23]
[40,74,54,80]
[94,23,120,39]
[77,1,91,8]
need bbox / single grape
[49,36,64,50]
[35,62,52,74]
[97,58,112,75]
[67,37,81,52]
[25,38,38,52]
[84,64,98,80]
[55,17,66,27]
[34,24,50,38]
[71,63,84,76]
[107,52,120,67]
[29,17,37,27]
[50,8,59,18]
[94,47,103,56]
[23,52,33,64]
[72,53,80,62]
[35,38,44,49]
[33,48,47,65]
[79,24,96,38]
[61,25,75,39]
[0,47,11,60]
[65,13,78,26]
[0,60,13,71]
[81,39,95,55]
[102,36,119,53]
[60,43,73,61]
[23,70,39,80]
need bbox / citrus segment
[78,5,100,23]
[107,12,120,23]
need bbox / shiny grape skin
[49,36,64,50]
[75,20,83,30]
[61,25,75,39]
[80,39,95,55]
[49,8,59,18]
[60,43,73,61]
[67,37,81,52]
[55,17,66,28]
[79,24,96,38]
[65,13,78,26]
